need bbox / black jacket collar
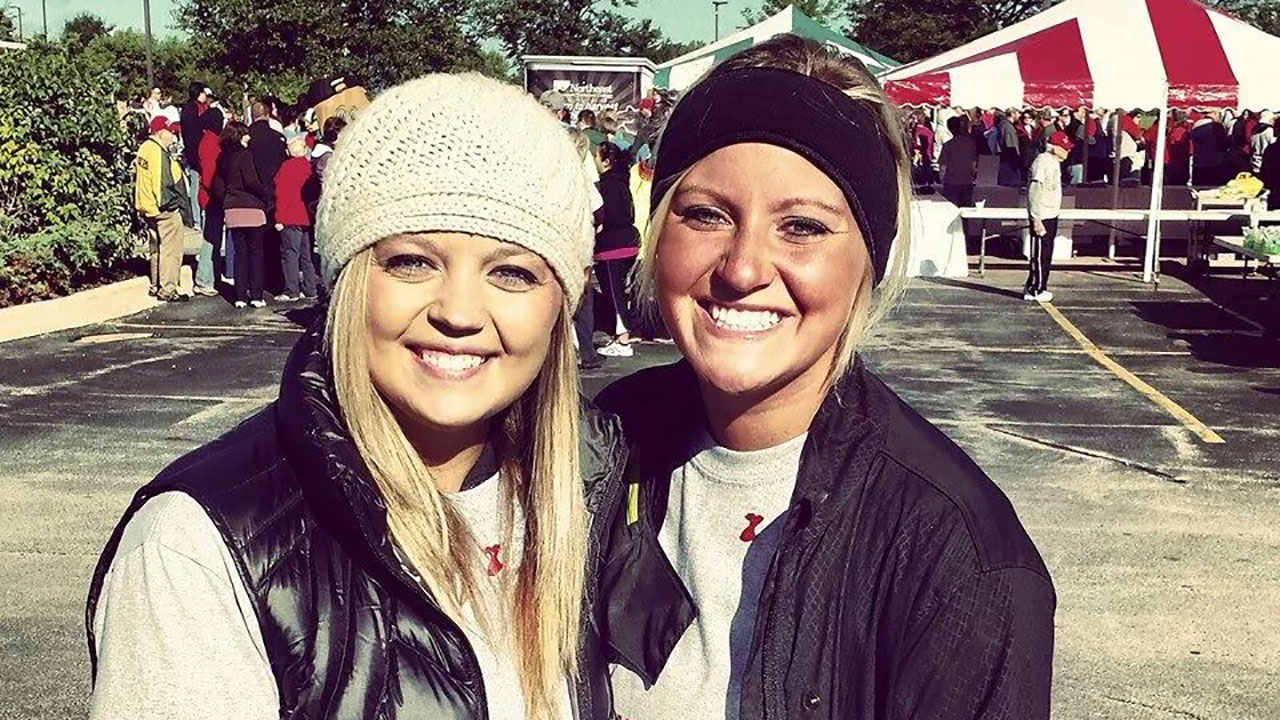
[601,357,886,513]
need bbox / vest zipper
[367,528,490,718]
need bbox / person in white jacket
[1026,131,1072,302]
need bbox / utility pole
[713,1,728,41]
[143,0,155,90]
[40,0,46,36]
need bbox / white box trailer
[522,55,656,114]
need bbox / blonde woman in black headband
[597,34,1055,720]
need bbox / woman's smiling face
[365,232,564,435]
[655,143,871,401]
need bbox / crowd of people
[130,78,677,375]
[904,104,1279,302]
[537,87,679,369]
[908,105,1279,200]
[131,82,346,307]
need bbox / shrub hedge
[0,40,139,308]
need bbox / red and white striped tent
[881,0,1280,112]
[882,0,1280,283]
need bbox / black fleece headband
[652,67,899,284]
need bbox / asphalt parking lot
[1,264,1276,719]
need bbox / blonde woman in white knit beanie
[86,74,630,720]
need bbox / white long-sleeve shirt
[1028,152,1063,221]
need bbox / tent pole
[1107,110,1124,260]
[1143,98,1170,285]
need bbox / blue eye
[781,218,832,238]
[383,254,436,276]
[491,265,538,289]
[681,206,730,228]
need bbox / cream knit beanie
[315,73,595,306]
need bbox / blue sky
[12,0,770,45]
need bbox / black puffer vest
[86,323,629,719]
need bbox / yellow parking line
[1039,302,1225,444]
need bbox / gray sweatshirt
[1028,151,1063,222]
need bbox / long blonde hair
[326,248,586,720]
[635,34,913,387]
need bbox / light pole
[142,0,155,90]
[40,0,45,36]
[712,1,728,41]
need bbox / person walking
[272,134,318,301]
[88,72,634,720]
[135,117,191,303]
[179,83,210,232]
[215,122,270,308]
[1026,131,1072,302]
[600,34,1054,720]
[592,141,640,358]
[938,115,978,207]
[192,107,224,297]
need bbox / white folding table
[960,207,1149,276]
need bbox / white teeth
[708,304,782,332]
[420,351,485,373]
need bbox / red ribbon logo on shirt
[484,544,504,576]
[740,513,764,542]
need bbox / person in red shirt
[194,107,225,295]
[1165,110,1192,186]
[273,135,318,300]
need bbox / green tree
[846,0,1059,63]
[473,47,517,83]
[76,30,210,102]
[177,0,484,95]
[744,0,844,26]
[62,12,114,52]
[648,39,703,64]
[478,0,687,61]
[1209,0,1280,35]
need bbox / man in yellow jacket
[135,117,190,301]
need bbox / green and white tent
[653,5,899,91]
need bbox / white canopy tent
[881,0,1280,282]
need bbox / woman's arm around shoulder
[89,492,278,720]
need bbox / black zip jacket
[594,168,640,253]
[249,119,287,202]
[86,322,629,719]
[179,101,204,170]
[595,359,1055,720]
[216,145,271,213]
